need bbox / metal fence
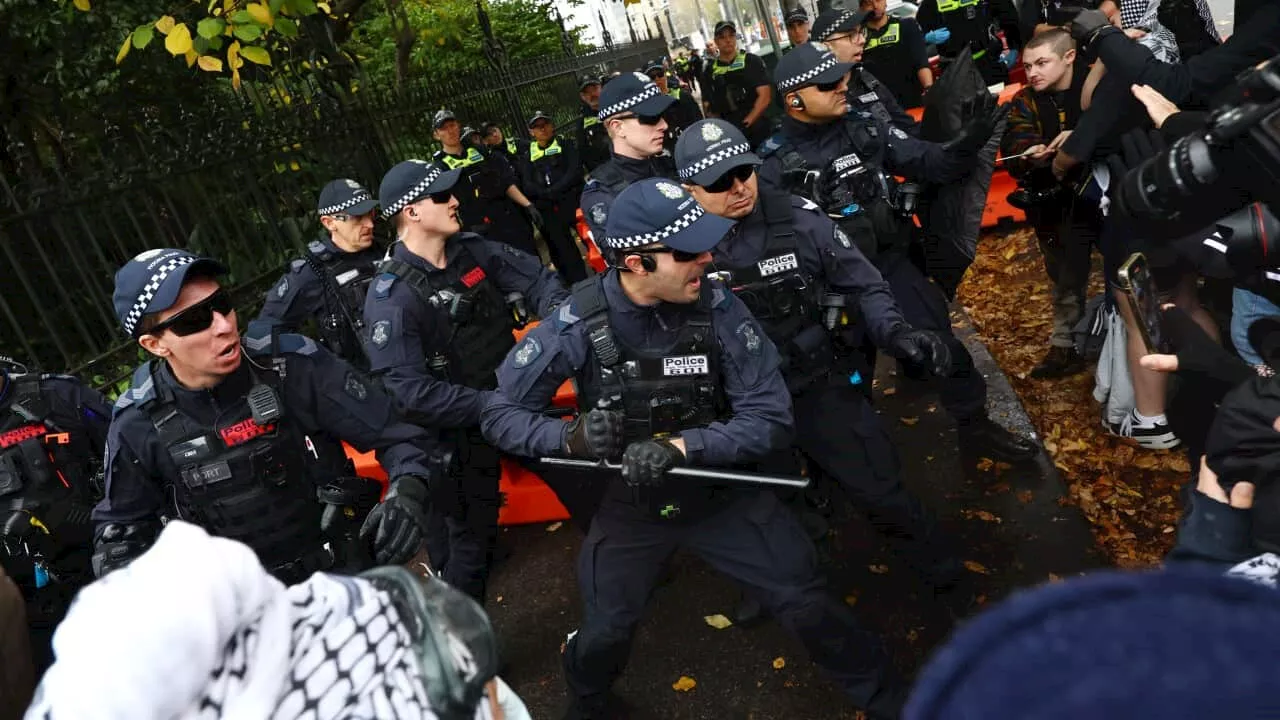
[0,37,665,388]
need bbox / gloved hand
[564,408,625,459]
[1000,48,1019,69]
[91,521,158,577]
[1070,9,1114,46]
[924,27,951,45]
[947,92,1009,155]
[890,327,953,377]
[523,204,545,232]
[621,439,685,487]
[360,475,429,565]
[816,155,880,217]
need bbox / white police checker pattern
[318,191,373,217]
[122,254,197,336]
[603,202,708,250]
[382,165,446,219]
[777,46,843,93]
[597,82,662,120]
[678,142,752,180]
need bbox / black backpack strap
[759,189,797,251]
[570,277,621,368]
[588,161,628,194]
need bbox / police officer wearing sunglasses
[644,59,702,152]
[811,7,922,136]
[482,178,908,720]
[257,179,382,369]
[760,42,1036,462]
[365,160,567,604]
[579,72,680,244]
[94,250,441,582]
[677,118,964,591]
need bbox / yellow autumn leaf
[115,33,132,64]
[671,676,696,692]
[702,614,732,630]
[868,564,889,574]
[247,2,274,26]
[231,68,242,90]
[239,45,271,66]
[197,55,223,72]
[73,0,90,10]
[165,23,193,56]
[155,15,176,35]
[844,593,858,606]
[318,1,331,13]
[963,560,991,575]
[227,41,243,70]
[185,49,198,67]
[772,657,786,670]
[289,161,300,171]
[899,416,919,426]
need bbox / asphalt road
[484,309,1104,719]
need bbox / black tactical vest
[0,375,97,522]
[137,361,329,580]
[304,240,375,368]
[571,278,729,521]
[380,242,516,391]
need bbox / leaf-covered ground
[957,227,1190,567]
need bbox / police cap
[432,109,458,129]
[713,20,736,36]
[114,249,228,337]
[597,72,677,120]
[578,74,602,91]
[785,7,810,25]
[810,7,871,40]
[526,111,554,129]
[378,160,462,220]
[774,41,856,95]
[317,178,378,217]
[603,178,736,254]
[675,119,761,187]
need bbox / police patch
[834,227,853,249]
[371,320,391,348]
[513,337,541,368]
[344,373,368,401]
[656,182,684,200]
[890,127,908,140]
[701,122,724,142]
[737,320,763,356]
[276,276,289,298]
[590,202,608,226]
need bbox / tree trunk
[385,0,416,85]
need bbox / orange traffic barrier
[575,207,607,273]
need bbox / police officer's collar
[602,271,701,322]
[780,113,839,138]
[155,354,253,401]
[392,235,463,272]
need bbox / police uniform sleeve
[867,70,921,137]
[480,314,586,458]
[478,239,569,317]
[488,151,519,189]
[804,206,907,348]
[580,182,613,248]
[92,409,168,527]
[519,152,543,202]
[44,376,112,452]
[547,137,583,198]
[256,261,322,331]
[679,286,793,466]
[883,124,969,184]
[363,278,491,429]
[903,19,931,72]
[743,53,770,89]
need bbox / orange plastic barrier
[575,208,607,273]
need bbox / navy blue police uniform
[579,72,680,244]
[575,76,612,175]
[811,9,926,132]
[257,179,382,369]
[366,160,568,603]
[677,119,961,585]
[644,60,703,152]
[481,178,907,720]
[521,111,589,285]
[95,250,438,585]
[761,44,1036,459]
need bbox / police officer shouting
[481,178,908,720]
[575,76,612,174]
[94,249,438,583]
[676,118,962,587]
[645,59,702,150]
[580,72,678,243]
[811,8,922,136]
[522,111,589,285]
[761,43,1036,461]
[916,0,1023,86]
[366,160,567,603]
[705,20,774,148]
[860,0,936,109]
[432,109,543,256]
[257,179,381,369]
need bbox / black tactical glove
[621,439,685,487]
[1158,305,1254,399]
[890,327,953,377]
[91,521,159,577]
[947,92,1010,155]
[816,155,881,217]
[1070,9,1116,48]
[361,475,429,565]
[564,409,625,459]
[523,204,545,232]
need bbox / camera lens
[1123,134,1220,219]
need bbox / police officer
[257,179,381,369]
[916,0,1023,86]
[785,7,811,47]
[811,8,922,136]
[481,121,526,169]
[761,43,1037,461]
[705,20,774,148]
[579,72,679,243]
[859,0,935,109]
[575,76,612,174]
[676,118,962,586]
[366,160,567,603]
[645,59,702,151]
[432,109,543,256]
[522,110,589,285]
[687,48,704,93]
[463,126,485,150]
[481,178,908,720]
[94,249,438,582]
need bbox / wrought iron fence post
[477,0,527,133]
[626,10,638,43]
[556,8,575,57]
[599,12,614,50]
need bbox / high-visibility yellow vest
[440,147,486,169]
[529,139,563,162]
[865,21,900,50]
[711,52,747,76]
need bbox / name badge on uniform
[334,269,360,286]
[858,92,879,104]
[757,253,799,277]
[663,355,709,376]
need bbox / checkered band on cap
[381,166,444,219]
[679,142,752,180]
[598,83,662,120]
[778,53,842,93]
[818,8,861,38]
[605,202,707,250]
[318,191,373,216]
[122,255,195,336]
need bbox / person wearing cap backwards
[367,160,567,603]
[522,110,589,285]
[677,117,964,590]
[915,0,1023,86]
[644,59,702,151]
[257,178,382,370]
[575,76,612,174]
[482,177,908,720]
[578,72,679,245]
[761,43,1036,461]
[705,20,774,148]
[431,109,543,257]
[785,7,811,48]
[811,7,922,136]
[859,0,935,110]
[93,249,440,583]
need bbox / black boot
[1029,345,1087,379]
[958,415,1039,460]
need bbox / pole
[539,457,811,489]
[754,0,783,57]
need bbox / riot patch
[834,227,853,249]
[662,354,709,376]
[276,276,290,298]
[513,337,541,368]
[737,320,763,356]
[371,320,391,348]
[345,372,368,401]
[589,202,608,227]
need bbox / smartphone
[1116,252,1164,354]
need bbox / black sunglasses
[632,247,704,263]
[615,113,664,126]
[814,78,846,93]
[702,164,756,193]
[429,190,453,204]
[148,289,234,337]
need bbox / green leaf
[275,17,298,38]
[233,24,263,41]
[290,0,318,14]
[196,17,225,39]
[240,45,272,66]
[132,25,154,49]
[230,10,253,24]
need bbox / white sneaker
[1104,410,1181,450]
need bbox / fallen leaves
[703,614,733,630]
[899,416,919,426]
[672,676,696,692]
[772,657,786,670]
[545,522,563,533]
[868,564,890,574]
[962,509,1003,524]
[963,560,991,575]
[844,593,859,606]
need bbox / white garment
[1093,305,1137,429]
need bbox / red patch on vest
[461,267,487,288]
[0,424,46,449]
[218,418,275,447]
